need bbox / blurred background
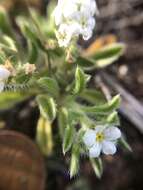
[0,0,143,190]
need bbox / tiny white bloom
[83,126,121,158]
[56,24,73,47]
[53,0,98,47]
[0,66,10,92]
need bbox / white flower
[56,24,73,47]
[53,0,98,47]
[83,126,121,158]
[56,22,81,47]
[0,66,10,92]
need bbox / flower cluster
[53,0,98,47]
[0,66,10,92]
[83,126,121,158]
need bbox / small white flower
[0,66,10,92]
[83,126,121,158]
[56,22,82,47]
[53,0,98,47]
[56,24,73,47]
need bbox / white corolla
[53,0,98,47]
[0,66,10,92]
[83,126,121,158]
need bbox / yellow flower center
[96,132,104,142]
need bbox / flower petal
[102,141,116,155]
[104,127,121,141]
[0,82,5,92]
[95,125,106,133]
[89,143,101,158]
[0,67,10,80]
[83,129,96,147]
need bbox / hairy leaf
[63,125,75,154]
[81,95,121,115]
[0,92,29,110]
[37,95,56,122]
[58,107,69,138]
[38,77,60,98]
[36,117,53,156]
[70,145,80,178]
[90,158,103,179]
[78,43,125,70]
[119,136,132,152]
[73,67,86,94]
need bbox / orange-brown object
[83,35,117,57]
[0,130,46,190]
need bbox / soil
[95,0,143,102]
[0,101,143,190]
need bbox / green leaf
[63,125,75,154]
[0,7,13,36]
[119,136,132,152]
[82,95,121,115]
[16,17,38,43]
[38,77,60,98]
[70,145,80,178]
[78,43,125,70]
[0,50,6,64]
[37,95,57,122]
[91,43,125,68]
[0,35,17,53]
[58,107,69,138]
[92,43,125,60]
[0,92,28,110]
[73,67,86,94]
[80,89,106,105]
[36,117,53,156]
[90,158,103,179]
[28,40,38,63]
[77,56,95,70]
[106,111,120,125]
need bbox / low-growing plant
[0,0,131,178]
